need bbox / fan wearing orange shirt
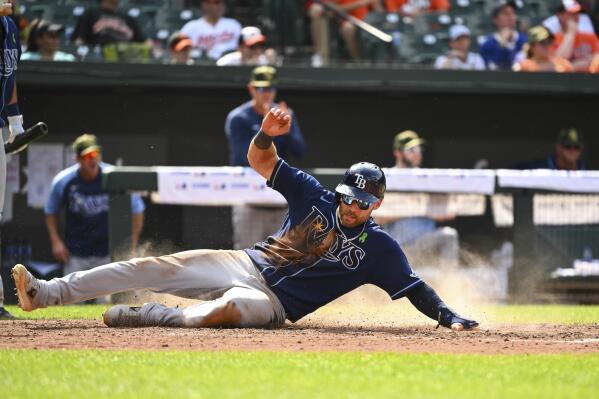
[551,1,599,71]
[385,0,450,16]
[308,0,383,65]
[514,26,573,72]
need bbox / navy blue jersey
[225,101,306,166]
[45,163,145,257]
[0,16,20,128]
[245,160,422,322]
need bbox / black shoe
[0,306,15,319]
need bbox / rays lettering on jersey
[322,234,366,270]
[68,190,109,217]
[302,206,366,270]
[1,49,18,77]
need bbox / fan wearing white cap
[216,26,277,66]
[543,0,595,35]
[434,25,485,70]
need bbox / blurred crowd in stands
[11,0,599,72]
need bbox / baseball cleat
[11,264,39,312]
[0,306,15,319]
[103,305,145,327]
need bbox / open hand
[260,107,292,137]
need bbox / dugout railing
[103,167,599,303]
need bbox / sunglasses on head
[341,194,372,210]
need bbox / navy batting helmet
[335,162,386,205]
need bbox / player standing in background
[12,108,478,332]
[0,0,24,319]
[44,134,145,278]
[225,66,306,250]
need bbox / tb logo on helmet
[354,174,366,189]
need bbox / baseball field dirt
[2,287,598,354]
[1,319,598,354]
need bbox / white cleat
[103,305,146,327]
[11,264,39,312]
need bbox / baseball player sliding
[12,108,478,331]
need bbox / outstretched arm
[247,108,292,180]
[406,282,479,331]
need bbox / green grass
[476,304,599,324]
[0,350,597,399]
[4,305,107,320]
[5,304,599,324]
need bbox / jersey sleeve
[44,174,67,214]
[130,194,145,214]
[287,114,306,160]
[369,232,423,300]
[267,159,325,207]
[224,110,252,166]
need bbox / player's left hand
[261,107,291,137]
[7,115,24,144]
[439,306,479,331]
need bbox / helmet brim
[335,184,380,205]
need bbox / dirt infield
[1,319,598,354]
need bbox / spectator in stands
[374,130,459,268]
[309,0,384,66]
[550,0,599,71]
[513,25,573,72]
[45,134,145,277]
[71,0,147,47]
[543,0,595,35]
[590,53,599,72]
[384,0,450,16]
[480,0,527,70]
[22,19,75,62]
[181,0,241,60]
[224,66,306,249]
[434,25,485,70]
[512,128,586,170]
[167,32,194,65]
[217,26,277,66]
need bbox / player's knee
[309,3,324,18]
[340,22,356,36]
[199,298,243,328]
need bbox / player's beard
[338,206,362,228]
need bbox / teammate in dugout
[0,0,24,319]
[11,108,479,331]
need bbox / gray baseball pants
[31,249,287,328]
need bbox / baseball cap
[249,65,277,88]
[34,20,65,36]
[241,26,266,47]
[73,134,101,157]
[491,0,518,17]
[393,130,426,151]
[556,0,581,13]
[556,128,584,148]
[527,25,553,43]
[168,32,193,52]
[449,25,471,40]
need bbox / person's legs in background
[0,128,14,319]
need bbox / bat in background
[314,0,392,43]
[4,122,49,155]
